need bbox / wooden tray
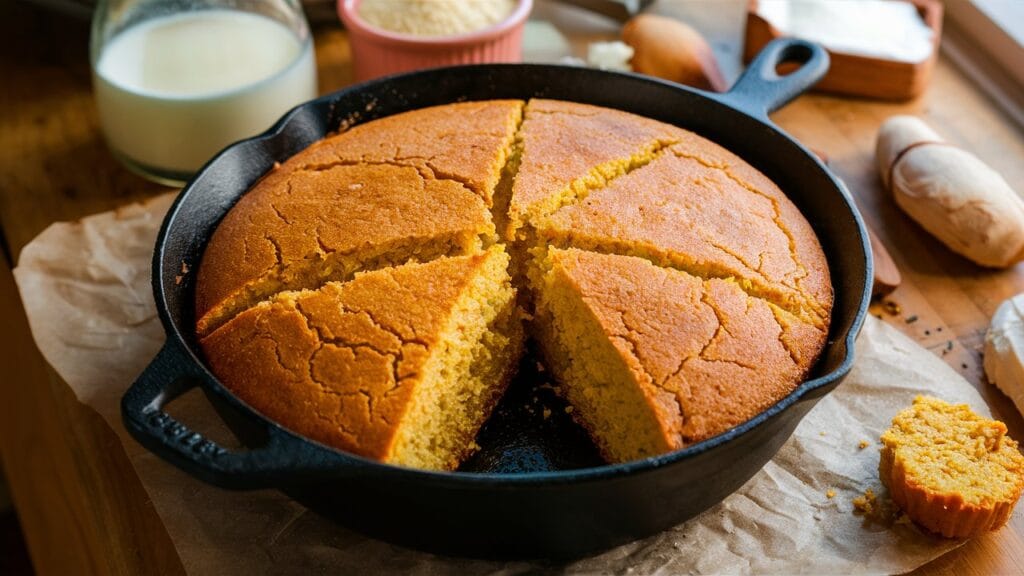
[744,0,943,101]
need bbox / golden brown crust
[195,100,524,335]
[671,131,833,320]
[543,248,825,449]
[195,162,494,335]
[201,251,502,462]
[507,99,683,236]
[282,100,524,205]
[536,138,832,328]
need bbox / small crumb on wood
[961,362,969,369]
[905,314,918,324]
[884,301,902,315]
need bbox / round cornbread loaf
[196,99,833,470]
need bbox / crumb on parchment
[858,440,871,449]
[853,488,900,525]
[853,488,876,514]
[826,489,836,499]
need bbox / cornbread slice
[283,100,524,205]
[535,143,832,328]
[880,396,1024,538]
[201,247,524,471]
[195,163,495,336]
[533,247,825,463]
[505,99,683,240]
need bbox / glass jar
[90,0,318,186]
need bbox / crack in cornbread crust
[671,145,830,322]
[195,163,495,336]
[281,100,524,205]
[532,143,830,328]
[534,248,825,462]
[505,99,684,241]
[201,248,520,467]
[195,101,523,336]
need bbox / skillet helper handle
[723,38,829,119]
[122,341,338,489]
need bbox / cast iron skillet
[122,39,872,559]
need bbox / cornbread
[532,248,825,462]
[203,248,522,469]
[196,98,834,470]
[880,396,1024,538]
[505,99,682,241]
[196,100,521,336]
[535,136,832,328]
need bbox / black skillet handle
[121,341,342,489]
[720,38,830,120]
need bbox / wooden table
[2,1,1023,573]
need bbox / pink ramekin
[338,0,533,82]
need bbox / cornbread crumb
[826,489,836,499]
[879,396,1024,538]
[852,488,899,524]
[858,440,871,449]
[202,248,523,471]
[542,407,552,420]
[852,488,876,514]
[565,406,575,414]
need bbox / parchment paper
[14,193,1000,575]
